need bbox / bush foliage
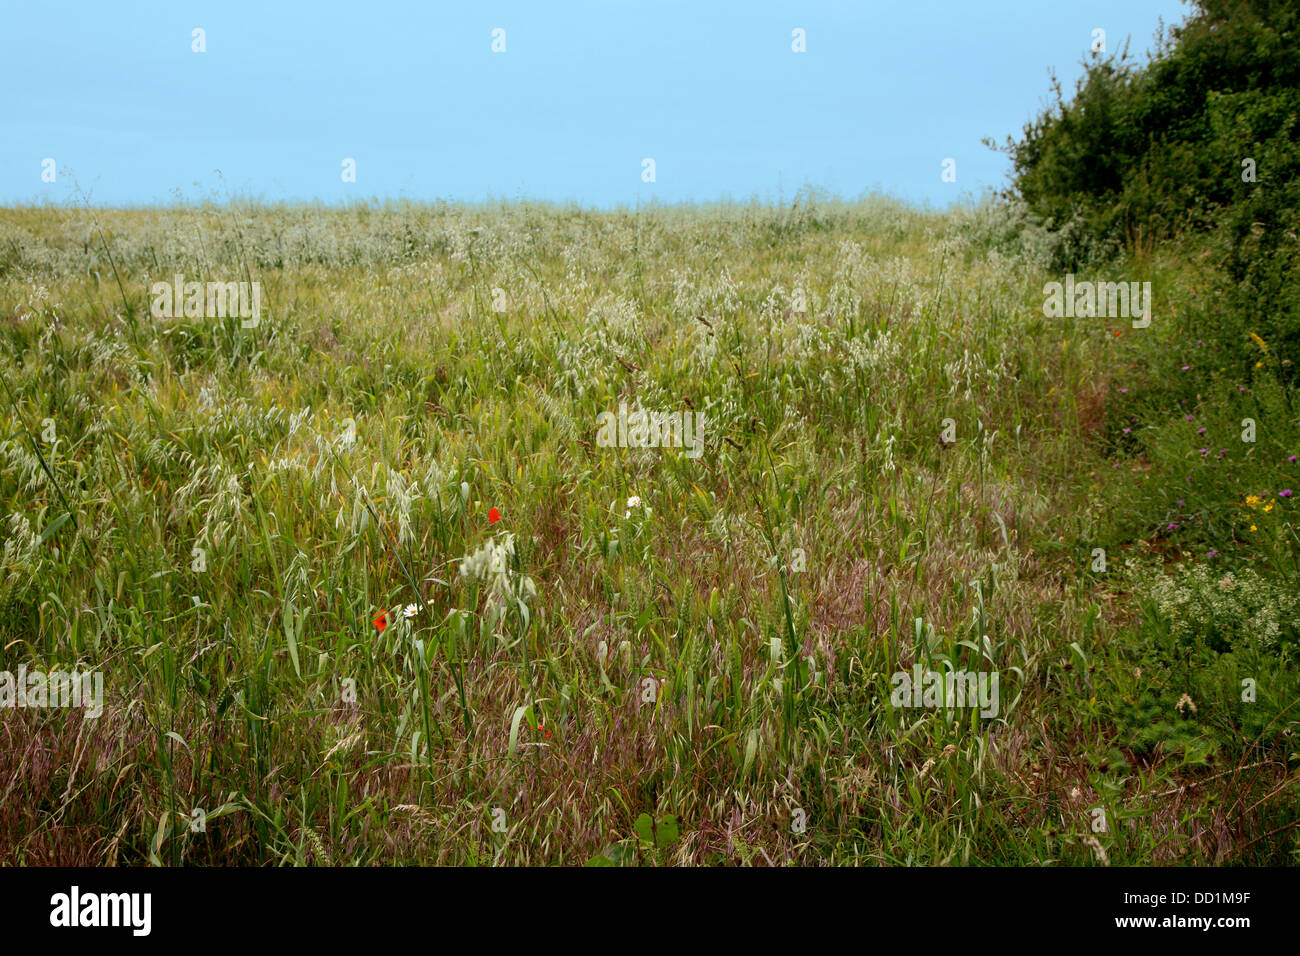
[999,0,1300,373]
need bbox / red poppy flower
[488,507,501,524]
[373,610,388,632]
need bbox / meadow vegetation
[0,192,1295,864]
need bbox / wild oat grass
[0,198,1294,865]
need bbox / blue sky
[1,0,1191,208]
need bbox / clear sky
[0,0,1191,208]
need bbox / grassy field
[0,198,1295,865]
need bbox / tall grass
[0,197,1294,864]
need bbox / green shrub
[1146,563,1300,658]
[998,0,1300,373]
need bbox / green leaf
[507,704,529,759]
[633,813,679,849]
[1069,642,1089,669]
[742,728,758,779]
[585,843,635,866]
[38,512,71,544]
[606,843,636,865]
[282,602,301,678]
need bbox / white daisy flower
[403,603,419,619]
[627,495,642,509]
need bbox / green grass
[0,197,1295,865]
